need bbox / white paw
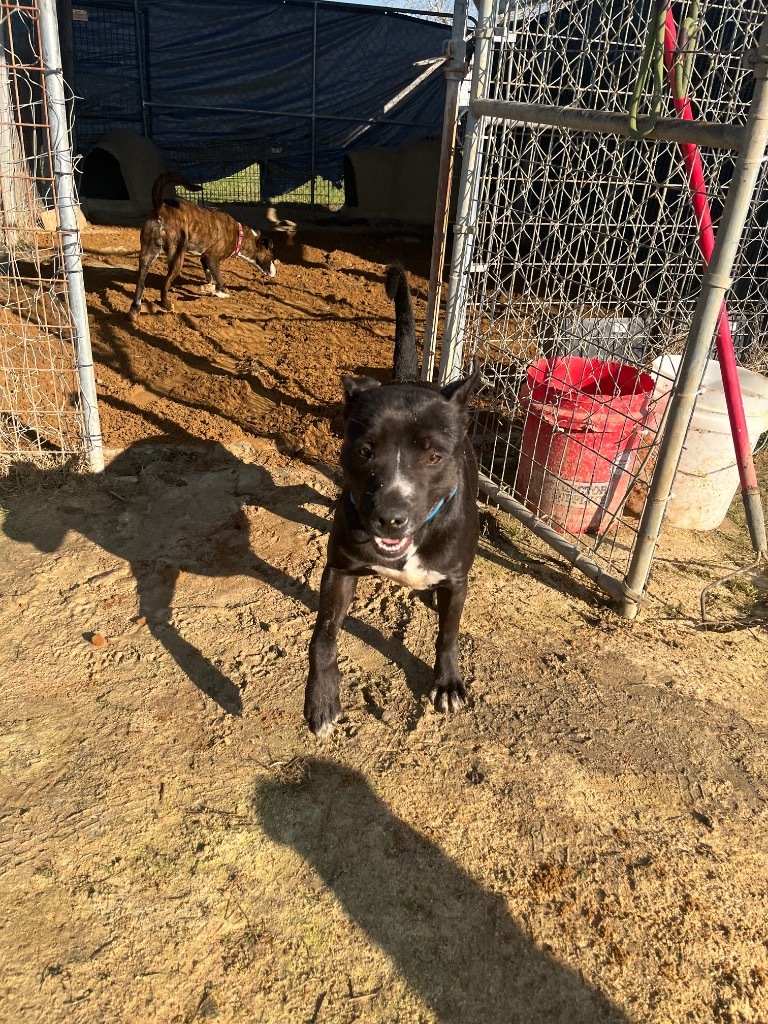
[214,290,230,299]
[313,719,336,741]
[429,685,466,713]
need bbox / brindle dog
[130,172,281,315]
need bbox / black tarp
[71,0,450,191]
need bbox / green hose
[672,0,700,103]
[627,0,671,139]
[627,0,701,135]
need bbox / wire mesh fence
[173,162,345,210]
[438,0,768,604]
[0,0,93,468]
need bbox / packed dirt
[80,222,431,464]
[1,224,767,1024]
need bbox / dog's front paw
[429,679,467,714]
[304,689,342,739]
[213,289,230,299]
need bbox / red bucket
[515,357,655,535]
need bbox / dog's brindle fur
[305,264,481,737]
[130,173,276,315]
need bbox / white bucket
[651,354,768,531]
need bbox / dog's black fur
[305,264,481,737]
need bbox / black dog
[305,265,481,737]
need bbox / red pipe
[663,7,761,501]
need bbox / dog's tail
[385,263,419,383]
[151,172,202,215]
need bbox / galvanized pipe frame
[422,0,470,382]
[477,473,638,606]
[437,5,768,614]
[39,0,104,473]
[622,13,768,619]
[437,0,496,388]
[470,98,745,152]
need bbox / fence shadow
[254,758,632,1024]
[0,438,431,717]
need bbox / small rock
[692,810,715,830]
[91,633,107,648]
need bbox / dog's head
[239,228,276,278]
[339,365,480,560]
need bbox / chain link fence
[0,0,101,471]
[433,0,768,612]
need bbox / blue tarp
[72,0,450,191]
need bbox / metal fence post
[310,2,318,209]
[55,0,76,152]
[422,0,468,382]
[134,0,152,138]
[39,0,104,473]
[437,0,495,385]
[621,13,768,619]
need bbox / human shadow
[1,438,431,718]
[254,759,632,1024]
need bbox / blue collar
[424,484,458,523]
[348,484,458,526]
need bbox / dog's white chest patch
[372,551,445,591]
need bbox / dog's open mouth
[372,535,413,558]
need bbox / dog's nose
[375,511,409,533]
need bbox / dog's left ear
[440,357,482,406]
[341,375,381,403]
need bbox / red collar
[231,222,244,258]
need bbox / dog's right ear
[440,357,482,406]
[341,375,381,403]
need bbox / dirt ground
[1,224,768,1024]
[79,222,431,464]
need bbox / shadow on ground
[0,439,434,718]
[254,758,632,1024]
[1,427,611,720]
